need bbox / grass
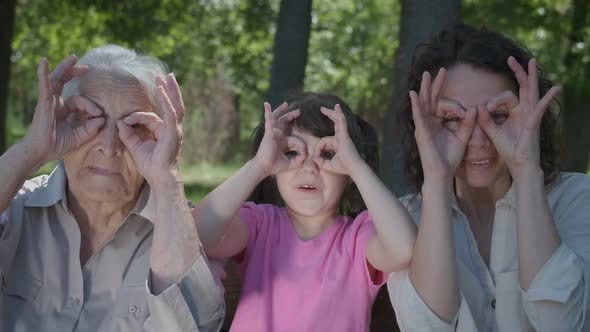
[32,160,239,204]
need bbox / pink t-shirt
[230,202,386,332]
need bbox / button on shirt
[388,172,590,331]
[0,165,225,332]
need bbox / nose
[96,121,124,156]
[301,153,319,174]
[467,122,491,148]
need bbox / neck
[286,207,337,241]
[67,187,139,237]
[454,176,511,224]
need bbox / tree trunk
[380,0,461,197]
[561,0,590,173]
[0,0,17,153]
[266,0,312,108]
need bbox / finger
[419,71,432,110]
[431,67,447,106]
[437,99,465,119]
[286,136,307,166]
[486,90,519,112]
[277,109,301,132]
[37,58,51,101]
[157,86,178,129]
[507,56,529,99]
[263,102,273,133]
[476,103,499,138]
[271,102,290,120]
[166,73,185,120]
[49,54,78,95]
[117,120,144,150]
[124,111,164,133]
[70,65,89,77]
[72,117,105,145]
[333,104,349,138]
[528,59,539,104]
[64,96,102,117]
[409,90,426,130]
[534,85,560,123]
[313,136,337,159]
[457,107,477,142]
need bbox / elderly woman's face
[63,71,153,204]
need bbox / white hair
[63,44,168,105]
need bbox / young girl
[194,92,417,331]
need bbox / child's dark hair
[399,23,560,192]
[249,92,379,217]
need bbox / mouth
[87,167,119,176]
[463,158,494,167]
[298,184,319,192]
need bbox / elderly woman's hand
[22,56,105,166]
[116,75,185,186]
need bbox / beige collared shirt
[388,172,590,332]
[0,165,225,332]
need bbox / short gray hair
[63,44,168,106]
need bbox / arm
[118,76,225,330]
[0,56,101,215]
[406,69,477,321]
[193,102,305,259]
[313,105,417,272]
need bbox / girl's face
[276,127,349,219]
[441,64,513,190]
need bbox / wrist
[422,177,454,195]
[248,158,273,181]
[347,158,371,179]
[146,169,183,191]
[511,165,544,187]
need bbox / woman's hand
[253,102,306,176]
[312,104,363,175]
[117,81,184,186]
[410,69,477,183]
[22,55,105,165]
[477,57,560,178]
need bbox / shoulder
[547,172,590,211]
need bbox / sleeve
[144,251,225,332]
[352,211,387,295]
[516,175,590,331]
[0,197,26,288]
[388,271,478,332]
[237,202,266,253]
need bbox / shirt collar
[449,182,516,212]
[24,162,157,224]
[24,162,67,207]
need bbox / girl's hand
[117,85,183,185]
[253,102,306,176]
[23,56,105,165]
[477,57,560,177]
[313,104,363,175]
[410,69,477,183]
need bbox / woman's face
[63,71,153,206]
[440,64,514,190]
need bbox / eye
[285,150,299,159]
[320,149,335,160]
[442,117,460,132]
[491,112,508,125]
[131,123,142,129]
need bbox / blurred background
[1,0,589,330]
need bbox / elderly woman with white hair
[0,45,224,331]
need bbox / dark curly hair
[248,92,379,217]
[399,23,560,192]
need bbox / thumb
[72,117,105,146]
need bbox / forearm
[0,141,44,213]
[409,179,459,322]
[348,161,416,266]
[195,159,267,249]
[513,166,560,289]
[150,172,202,294]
